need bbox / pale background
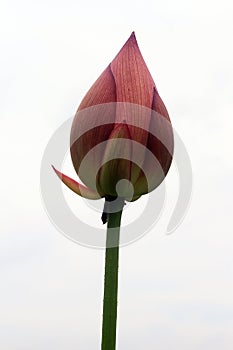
[1,0,233,349]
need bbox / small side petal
[52,166,101,200]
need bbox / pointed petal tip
[127,31,137,45]
[52,164,62,179]
[115,32,138,58]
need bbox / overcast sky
[0,0,233,349]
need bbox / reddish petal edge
[52,165,101,200]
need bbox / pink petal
[111,32,154,153]
[134,88,174,195]
[78,65,116,110]
[111,32,155,108]
[70,65,117,188]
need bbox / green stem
[101,199,124,350]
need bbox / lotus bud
[53,32,173,220]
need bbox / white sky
[0,0,233,349]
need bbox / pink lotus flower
[53,32,173,204]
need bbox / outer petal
[78,65,116,110]
[111,32,155,148]
[134,88,174,195]
[111,32,155,108]
[149,88,174,174]
[70,65,116,189]
[151,88,171,121]
[52,166,101,199]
